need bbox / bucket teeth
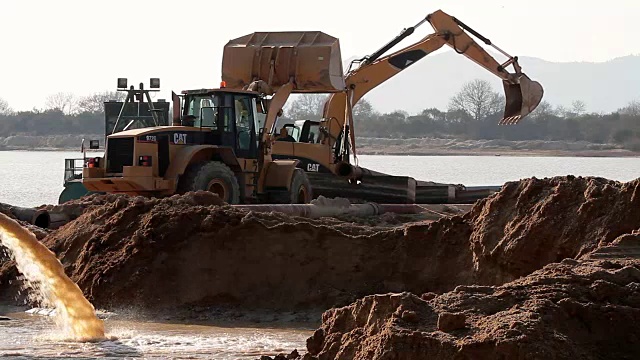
[499,115,522,125]
[499,75,543,125]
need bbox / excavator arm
[321,9,544,154]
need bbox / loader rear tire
[177,161,240,204]
[270,168,313,204]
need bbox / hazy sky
[1,0,639,112]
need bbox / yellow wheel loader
[81,31,349,205]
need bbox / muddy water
[0,212,105,341]
[0,307,311,359]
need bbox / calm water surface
[0,151,638,207]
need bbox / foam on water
[0,313,310,359]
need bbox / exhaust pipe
[500,74,544,125]
[171,91,181,126]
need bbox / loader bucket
[500,74,544,125]
[222,31,345,93]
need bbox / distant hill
[344,51,640,115]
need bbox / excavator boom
[325,9,543,140]
[427,10,543,124]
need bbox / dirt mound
[300,235,640,359]
[468,175,640,284]
[2,176,639,314]
[31,191,389,310]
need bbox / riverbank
[0,134,99,152]
[356,136,640,157]
[2,134,639,157]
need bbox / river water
[0,150,638,207]
[0,150,638,358]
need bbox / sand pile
[467,175,640,284]
[2,176,639,315]
[41,191,392,311]
[298,234,640,360]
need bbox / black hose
[452,17,492,45]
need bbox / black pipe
[365,26,416,64]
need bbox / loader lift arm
[321,9,544,155]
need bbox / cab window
[186,95,218,129]
[234,95,255,151]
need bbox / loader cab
[181,89,265,159]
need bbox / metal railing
[63,158,85,184]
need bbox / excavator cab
[279,120,321,143]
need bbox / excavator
[263,9,544,203]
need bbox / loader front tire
[270,168,313,204]
[177,161,240,204]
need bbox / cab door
[233,94,258,159]
[217,93,236,149]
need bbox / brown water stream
[0,213,105,341]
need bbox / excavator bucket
[500,74,544,125]
[222,31,345,93]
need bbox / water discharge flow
[0,212,105,341]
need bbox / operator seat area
[200,107,215,127]
[276,127,296,142]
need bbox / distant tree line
[0,91,125,136]
[284,79,640,151]
[1,81,640,151]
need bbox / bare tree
[0,97,11,115]
[554,104,569,117]
[448,79,503,121]
[285,94,328,120]
[77,91,127,113]
[571,100,587,116]
[530,100,556,119]
[619,100,640,116]
[45,92,78,115]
